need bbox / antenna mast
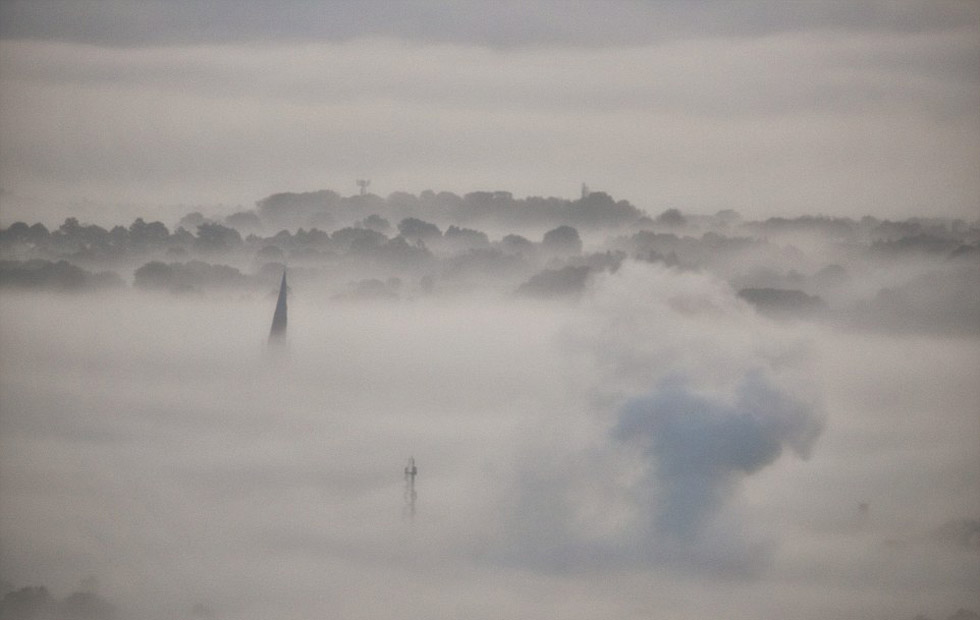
[404,457,417,520]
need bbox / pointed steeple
[269,270,287,342]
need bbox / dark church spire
[269,270,287,342]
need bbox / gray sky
[1,1,978,222]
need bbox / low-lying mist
[2,254,977,619]
[3,0,978,613]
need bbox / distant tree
[359,214,391,233]
[517,265,591,298]
[871,233,959,256]
[569,191,643,227]
[169,226,195,248]
[57,217,82,236]
[0,585,55,619]
[627,230,681,257]
[134,260,248,293]
[108,225,129,244]
[126,218,170,251]
[715,209,741,224]
[542,225,582,255]
[0,260,123,291]
[1,222,50,246]
[133,261,175,290]
[499,234,535,256]
[28,223,50,242]
[397,217,442,243]
[224,210,262,233]
[737,288,825,318]
[178,212,208,230]
[1,222,28,243]
[655,208,687,227]
[293,227,330,248]
[59,590,117,619]
[332,227,387,253]
[0,585,117,620]
[949,243,980,262]
[256,190,340,228]
[463,191,495,206]
[444,225,490,250]
[386,192,419,209]
[581,250,626,272]
[374,235,432,265]
[194,222,242,253]
[434,191,463,208]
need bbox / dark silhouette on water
[269,270,287,342]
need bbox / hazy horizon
[1,3,978,619]
[2,1,978,223]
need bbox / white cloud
[2,255,979,618]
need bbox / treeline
[0,217,243,263]
[0,584,116,620]
[254,188,646,231]
[1,188,978,333]
[0,259,124,291]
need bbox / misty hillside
[2,188,978,335]
[2,189,978,620]
[2,3,978,618]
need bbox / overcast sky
[1,1,978,222]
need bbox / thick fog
[2,196,979,619]
[2,2,979,618]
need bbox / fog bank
[2,259,977,619]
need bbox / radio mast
[404,457,417,520]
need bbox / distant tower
[580,183,590,200]
[356,179,371,196]
[404,457,418,519]
[269,270,287,343]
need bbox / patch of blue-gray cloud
[615,371,822,545]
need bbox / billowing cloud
[1,249,978,618]
[616,372,822,542]
[489,263,825,576]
